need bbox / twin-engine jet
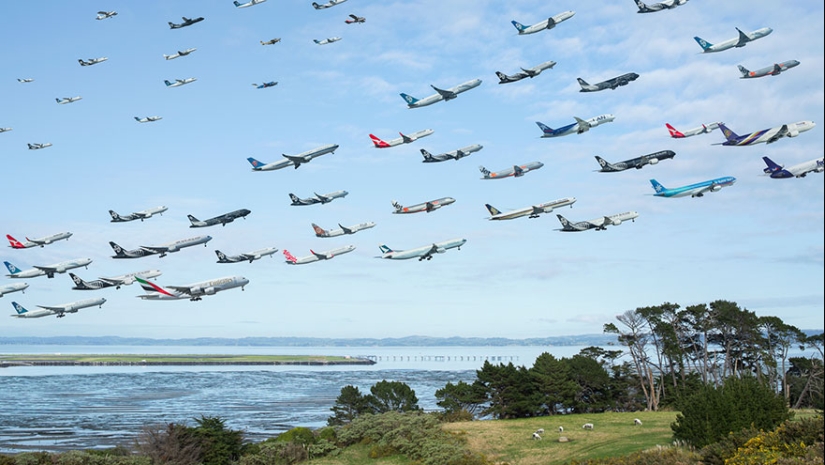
[165,78,197,87]
[314,37,341,45]
[479,162,544,180]
[4,258,92,279]
[392,197,455,214]
[666,122,719,138]
[312,0,347,9]
[634,0,688,13]
[496,60,556,84]
[96,11,117,20]
[11,298,106,319]
[421,144,483,163]
[738,60,799,78]
[110,236,212,259]
[215,247,279,263]
[1,283,28,298]
[485,197,576,220]
[511,11,575,35]
[163,48,197,60]
[369,129,434,148]
[56,96,82,104]
[536,114,615,138]
[378,238,466,261]
[650,176,736,198]
[169,17,204,29]
[18,78,34,83]
[556,212,639,232]
[78,57,107,66]
[234,0,266,8]
[694,27,772,53]
[715,121,816,146]
[345,14,365,24]
[188,209,251,227]
[136,276,248,301]
[312,222,375,238]
[7,232,72,249]
[762,156,824,179]
[135,116,163,123]
[261,38,281,45]
[109,206,167,222]
[28,142,52,150]
[289,190,348,206]
[70,270,162,290]
[578,73,639,92]
[0,128,11,133]
[247,144,338,171]
[283,246,355,265]
[400,79,482,109]
[594,150,675,172]
[253,81,278,89]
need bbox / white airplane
[536,114,615,138]
[215,247,279,263]
[378,238,467,261]
[312,0,347,9]
[762,156,824,179]
[400,79,482,109]
[694,27,773,53]
[164,78,197,87]
[17,78,34,83]
[666,122,720,138]
[392,197,455,214]
[289,190,348,206]
[163,48,197,60]
[234,0,266,7]
[556,212,639,232]
[496,60,557,84]
[1,283,28,298]
[312,222,375,238]
[134,116,163,123]
[261,38,281,45]
[78,57,108,66]
[28,142,52,150]
[96,11,117,20]
[281,143,339,168]
[6,232,72,249]
[421,144,483,163]
[634,0,688,13]
[485,197,577,220]
[136,276,249,301]
[345,14,365,24]
[511,11,575,35]
[4,258,92,279]
[56,96,82,104]
[109,206,167,222]
[314,37,341,45]
[11,298,106,318]
[283,245,355,265]
[0,127,12,133]
[131,236,211,258]
[369,129,434,148]
[479,162,544,179]
[738,60,799,79]
[70,270,162,290]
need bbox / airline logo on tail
[401,94,417,105]
[378,245,392,254]
[665,123,685,138]
[4,261,22,274]
[6,235,25,249]
[12,302,27,314]
[311,224,327,236]
[479,166,491,176]
[369,134,390,148]
[694,37,712,50]
[283,250,298,263]
[649,179,666,193]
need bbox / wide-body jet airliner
[400,79,482,109]
[378,238,466,261]
[136,276,248,301]
[556,212,639,231]
[650,176,736,197]
[5,258,92,279]
[715,121,815,146]
[486,197,576,220]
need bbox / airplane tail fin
[215,250,228,262]
[234,1,241,5]
[4,261,22,275]
[109,210,123,221]
[485,204,501,216]
[594,156,616,171]
[399,93,418,106]
[495,71,509,83]
[283,250,298,263]
[634,0,648,10]
[311,223,328,237]
[694,36,713,51]
[369,134,390,148]
[718,123,740,141]
[69,272,93,290]
[576,78,591,89]
[186,214,200,225]
[6,235,24,249]
[762,156,783,174]
[420,149,435,161]
[164,80,173,86]
[247,157,267,169]
[12,302,28,315]
[535,121,554,135]
[56,98,61,103]
[109,241,128,257]
[391,200,403,212]
[378,244,393,254]
[289,193,302,204]
[737,65,750,77]
[511,20,527,32]
[556,214,571,228]
[665,123,685,138]
[649,179,667,194]
[479,166,491,177]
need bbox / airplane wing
[735,28,751,46]
[240,254,259,262]
[339,223,353,234]
[314,192,331,203]
[574,117,590,133]
[167,285,195,296]
[32,265,58,273]
[139,246,168,254]
[35,305,64,312]
[430,85,457,100]
[766,125,788,144]
[454,150,467,159]
[282,154,309,166]
[513,165,524,176]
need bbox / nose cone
[240,277,250,286]
[205,236,213,242]
[444,197,456,204]
[606,114,616,121]
[536,162,545,168]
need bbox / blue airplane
[649,176,736,198]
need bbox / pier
[361,354,519,363]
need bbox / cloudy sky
[1,0,822,339]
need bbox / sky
[1,0,822,340]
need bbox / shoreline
[0,354,376,367]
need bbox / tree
[475,361,541,419]
[366,380,420,414]
[435,380,486,417]
[136,422,201,465]
[565,354,613,413]
[530,352,577,414]
[328,385,370,426]
[191,415,244,465]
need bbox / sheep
[582,423,594,430]
[532,432,542,440]
[535,428,545,435]
[634,418,642,426]
[558,426,564,433]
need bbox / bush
[701,415,824,465]
[274,427,316,446]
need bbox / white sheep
[558,426,564,433]
[532,432,542,440]
[535,428,544,434]
[634,418,642,426]
[583,423,594,430]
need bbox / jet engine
[435,247,446,254]
[649,158,659,165]
[710,185,722,192]
[787,123,799,137]
[612,219,622,226]
[204,287,217,295]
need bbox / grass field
[0,354,370,364]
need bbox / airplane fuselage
[7,231,72,248]
[284,246,355,264]
[188,209,251,227]
[401,79,481,108]
[370,129,434,148]
[695,27,772,53]
[422,144,483,162]
[721,121,815,146]
[379,238,466,260]
[595,150,675,172]
[487,197,577,220]
[557,212,639,232]
[140,235,212,257]
[651,177,736,198]
[512,11,575,34]
[313,222,376,237]
[739,60,800,78]
[1,283,28,298]
[763,157,824,179]
[480,162,544,179]
[392,197,455,214]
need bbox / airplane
[633,0,688,13]
[4,258,92,279]
[762,156,824,179]
[421,144,483,163]
[650,176,736,198]
[345,14,365,24]
[312,222,375,238]
[369,129,434,148]
[283,246,355,265]
[11,298,105,318]
[56,96,82,104]
[738,60,800,79]
[400,79,482,108]
[281,143,338,168]
[252,81,278,89]
[694,27,773,53]
[536,114,615,138]
[163,48,197,60]
[7,232,72,249]
[234,0,266,8]
[1,283,28,298]
[96,10,117,20]
[312,0,347,9]
[27,142,52,150]
[556,212,639,232]
[392,197,455,214]
[666,122,720,138]
[70,270,162,290]
[165,78,197,87]
[377,238,466,261]
[78,57,107,66]
[578,73,639,92]
[109,241,158,259]
[485,197,577,220]
[0,128,11,133]
[261,38,281,45]
[109,206,168,222]
[314,37,341,45]
[715,121,816,146]
[495,60,556,84]
[17,78,34,83]
[188,209,251,228]
[136,276,248,301]
[479,162,544,180]
[594,150,676,172]
[511,11,575,35]
[215,247,279,263]
[137,236,212,258]
[134,116,163,123]
[289,190,348,206]
[169,17,205,29]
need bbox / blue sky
[1,0,822,339]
